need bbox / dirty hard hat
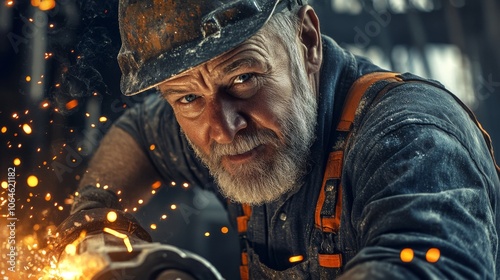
[117,0,306,96]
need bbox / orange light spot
[107,211,117,222]
[1,126,7,133]
[138,199,143,204]
[400,248,414,263]
[152,181,161,189]
[289,255,304,263]
[6,1,14,6]
[23,123,32,134]
[182,183,189,188]
[64,244,77,256]
[221,227,229,234]
[170,204,177,210]
[426,248,440,263]
[150,224,157,230]
[27,175,38,187]
[45,193,51,201]
[25,75,31,82]
[13,158,21,166]
[161,214,167,220]
[65,99,78,110]
[149,144,156,150]
[99,116,107,122]
[1,181,7,189]
[204,232,210,237]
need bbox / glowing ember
[161,214,167,220]
[221,227,229,234]
[152,181,161,189]
[27,175,39,187]
[182,183,189,188]
[65,100,78,110]
[170,204,177,210]
[149,144,156,151]
[204,232,210,237]
[6,1,14,6]
[26,75,31,82]
[289,255,304,263]
[13,158,21,166]
[23,123,33,134]
[138,199,143,205]
[1,181,7,189]
[45,193,52,201]
[99,116,107,122]
[150,224,157,230]
[1,126,6,133]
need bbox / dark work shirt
[114,36,500,279]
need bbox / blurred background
[0,0,499,279]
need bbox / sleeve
[340,82,500,279]
[114,94,216,191]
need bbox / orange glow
[1,181,7,189]
[400,248,414,263]
[221,227,229,234]
[426,248,440,263]
[170,204,177,210]
[6,1,14,6]
[65,99,78,110]
[45,193,51,201]
[152,180,162,189]
[13,158,21,166]
[27,175,39,187]
[150,224,157,230]
[99,116,107,122]
[289,255,304,263]
[107,211,117,222]
[161,214,167,220]
[204,232,210,237]
[25,75,31,82]
[1,126,6,133]
[182,183,189,188]
[149,144,156,150]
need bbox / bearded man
[60,0,500,279]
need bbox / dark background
[0,0,498,279]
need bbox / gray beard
[185,65,318,205]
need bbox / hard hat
[117,0,306,96]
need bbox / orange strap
[237,204,251,280]
[315,72,402,232]
[318,253,342,268]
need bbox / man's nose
[207,98,247,144]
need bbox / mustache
[211,129,280,158]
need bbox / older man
[61,0,500,279]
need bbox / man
[60,0,500,279]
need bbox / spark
[149,144,156,150]
[204,232,210,237]
[289,255,304,263]
[1,126,6,133]
[1,181,7,189]
[27,175,39,187]
[12,113,18,119]
[171,181,176,186]
[161,214,167,220]
[85,113,90,117]
[23,123,33,134]
[182,183,189,188]
[152,181,162,189]
[138,199,143,204]
[150,224,157,230]
[6,1,14,6]
[170,204,177,210]
[221,227,229,234]
[44,193,51,201]
[13,158,21,166]
[65,100,78,110]
[26,76,31,82]
[99,116,107,122]
[106,211,117,222]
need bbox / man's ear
[297,5,322,74]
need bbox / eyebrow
[222,57,266,75]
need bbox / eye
[233,73,254,84]
[179,94,199,104]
